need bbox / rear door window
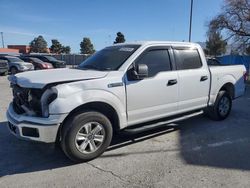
[174,48,202,70]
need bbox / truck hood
[11,68,108,89]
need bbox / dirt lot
[1,75,250,188]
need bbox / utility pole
[0,32,4,48]
[189,0,193,42]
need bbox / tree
[113,32,125,44]
[62,46,71,54]
[29,35,48,53]
[208,0,250,53]
[50,39,63,54]
[80,37,95,54]
[50,39,71,54]
[206,31,227,56]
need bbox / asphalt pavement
[1,75,250,188]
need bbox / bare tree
[209,0,250,53]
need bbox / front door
[125,47,179,126]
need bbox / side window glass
[39,57,45,61]
[174,48,202,70]
[135,49,171,77]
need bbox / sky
[0,0,224,53]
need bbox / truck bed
[208,64,246,104]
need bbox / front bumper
[0,67,8,73]
[19,67,34,72]
[6,103,68,143]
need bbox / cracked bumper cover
[6,103,68,143]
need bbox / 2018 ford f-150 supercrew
[6,41,246,162]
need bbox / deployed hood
[10,68,108,89]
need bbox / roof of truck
[113,41,200,47]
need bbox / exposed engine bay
[12,84,57,117]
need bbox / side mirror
[132,64,148,80]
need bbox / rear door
[173,47,210,112]
[125,47,179,125]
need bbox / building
[0,48,19,54]
[7,45,30,54]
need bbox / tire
[0,71,8,76]
[205,90,232,121]
[61,111,113,162]
[10,67,18,75]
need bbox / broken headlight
[40,88,58,117]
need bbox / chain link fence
[50,54,91,67]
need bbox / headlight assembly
[41,88,58,117]
[19,65,26,69]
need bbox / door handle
[200,76,208,81]
[167,79,177,86]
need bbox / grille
[12,85,29,114]
[0,62,8,68]
[12,85,43,115]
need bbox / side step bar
[123,110,204,134]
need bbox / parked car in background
[0,55,34,74]
[0,59,9,76]
[25,55,66,68]
[19,56,53,70]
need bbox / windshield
[44,56,58,61]
[7,57,24,63]
[78,45,140,71]
[30,57,44,63]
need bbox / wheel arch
[57,101,121,142]
[219,82,235,99]
[9,65,18,71]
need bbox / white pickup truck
[6,41,246,162]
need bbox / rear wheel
[205,90,232,121]
[61,111,113,162]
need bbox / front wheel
[61,111,113,162]
[10,67,18,75]
[205,90,232,121]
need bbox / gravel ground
[0,75,250,188]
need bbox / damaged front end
[6,75,75,143]
[11,84,57,118]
